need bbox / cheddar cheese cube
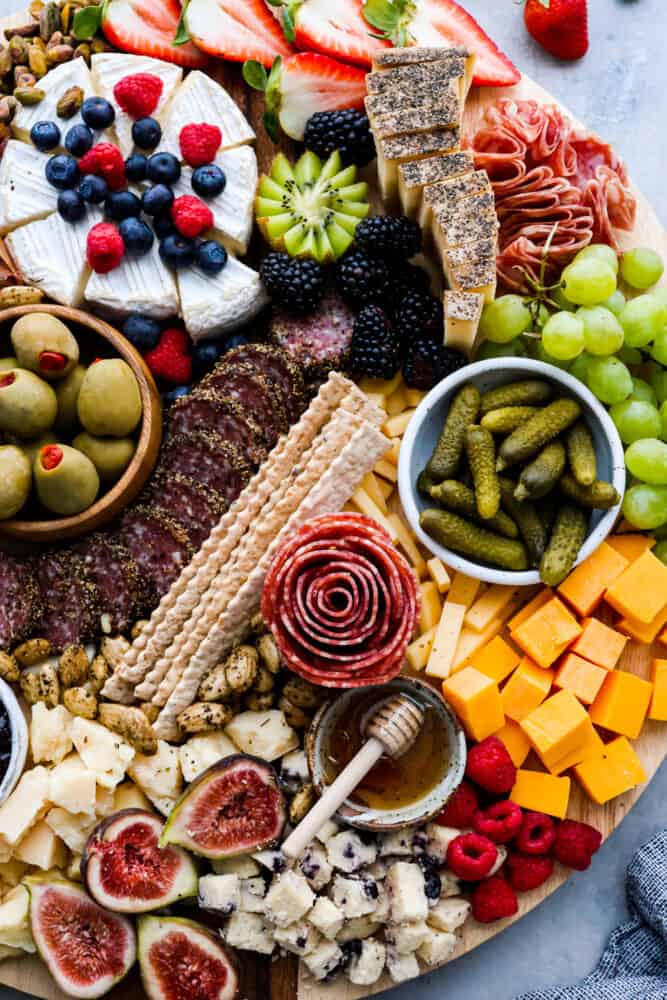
[385,385,408,417]
[554,653,607,706]
[465,585,519,633]
[510,769,570,819]
[606,533,655,563]
[570,617,627,670]
[442,666,504,741]
[425,602,466,680]
[589,670,653,739]
[385,438,401,466]
[508,588,553,632]
[406,627,436,672]
[649,658,667,721]
[520,690,590,769]
[604,549,667,624]
[451,593,525,673]
[375,458,398,484]
[574,736,646,804]
[512,597,582,669]
[382,410,416,438]
[447,572,482,610]
[558,542,628,617]
[427,558,451,594]
[361,472,388,514]
[469,635,521,684]
[501,658,554,722]
[547,718,605,775]
[494,719,531,767]
[376,476,394,500]
[419,581,443,633]
[616,600,667,644]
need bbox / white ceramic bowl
[398,358,626,586]
[0,677,28,804]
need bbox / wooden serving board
[0,8,665,1000]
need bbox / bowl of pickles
[398,358,625,586]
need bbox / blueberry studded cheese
[386,862,428,924]
[327,830,378,873]
[299,843,333,891]
[197,873,239,916]
[417,927,457,966]
[222,911,275,955]
[425,822,461,864]
[330,874,378,919]
[303,940,345,982]
[280,749,310,793]
[428,898,471,933]
[337,914,381,943]
[265,870,315,928]
[309,897,344,940]
[348,939,386,986]
[379,829,414,857]
[274,920,321,957]
[387,919,430,955]
[252,848,287,874]
[239,876,268,914]
[386,947,420,984]
[314,818,341,844]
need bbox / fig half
[139,915,239,1000]
[82,809,199,914]
[161,754,286,859]
[27,876,136,998]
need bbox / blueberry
[146,152,181,185]
[423,870,442,901]
[163,385,192,405]
[142,183,174,216]
[81,96,115,129]
[119,217,154,255]
[224,333,249,351]
[132,116,162,150]
[159,234,195,269]
[30,121,61,151]
[64,124,94,157]
[152,213,176,239]
[79,174,108,204]
[57,188,86,223]
[125,153,148,182]
[195,239,227,275]
[45,154,79,190]
[192,163,226,198]
[123,313,161,351]
[192,340,222,378]
[106,190,142,221]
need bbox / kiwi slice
[255,150,370,263]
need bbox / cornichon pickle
[536,492,558,534]
[515,441,566,502]
[497,398,581,470]
[540,503,588,586]
[420,508,529,571]
[480,406,538,434]
[566,420,597,486]
[479,379,553,415]
[499,476,547,566]
[425,383,480,483]
[465,424,500,519]
[559,473,620,509]
[417,468,437,494]
[427,479,519,538]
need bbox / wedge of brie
[0,141,57,233]
[12,59,96,143]
[84,236,178,319]
[158,70,255,161]
[178,256,268,341]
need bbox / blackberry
[303,109,375,166]
[355,215,422,259]
[260,252,325,314]
[403,338,467,390]
[335,250,391,307]
[391,261,432,301]
[350,305,401,379]
[395,288,443,346]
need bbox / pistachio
[289,784,316,825]
[278,696,312,730]
[98,704,158,756]
[244,691,275,712]
[282,675,322,709]
[0,97,17,124]
[60,4,74,32]
[0,652,19,684]
[139,702,159,724]
[254,666,275,694]
[47,45,74,65]
[0,285,44,305]
[58,645,89,688]
[198,663,231,703]
[14,637,51,666]
[29,0,44,18]
[177,702,233,734]
[15,72,37,89]
[256,633,281,673]
[63,684,98,719]
[56,83,83,118]
[90,38,107,54]
[72,43,90,64]
[39,2,61,42]
[0,49,13,78]
[14,86,44,105]
[88,654,110,694]
[131,619,149,641]
[8,36,30,65]
[225,645,258,694]
[45,30,63,48]
[5,24,40,39]
[28,44,47,77]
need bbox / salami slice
[201,363,288,446]
[146,473,227,548]
[158,433,251,506]
[34,550,99,651]
[168,392,267,465]
[261,514,419,688]
[224,344,306,423]
[0,552,41,650]
[117,507,193,609]
[270,291,354,379]
[72,533,142,635]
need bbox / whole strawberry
[145,327,192,385]
[466,736,517,795]
[523,0,589,61]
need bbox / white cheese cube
[45,808,96,854]
[0,886,34,953]
[330,875,378,919]
[71,718,135,789]
[348,939,386,986]
[94,786,116,818]
[273,920,320,956]
[303,940,343,982]
[30,703,73,765]
[265,871,315,928]
[239,877,267,914]
[280,750,309,792]
[198,874,240,917]
[366,859,388,880]
[374,885,390,922]
[179,732,238,784]
[336,915,381,943]
[213,856,260,878]
[224,710,298,762]
[386,947,419,984]
[387,920,429,955]
[428,897,471,933]
[315,819,340,844]
[488,844,507,877]
[222,911,274,955]
[0,767,49,846]
[299,844,332,891]
[112,782,151,813]
[327,831,378,874]
[380,829,414,857]
[308,897,343,940]
[417,927,457,966]
[127,740,182,805]
[15,821,67,871]
[440,871,462,898]
[252,849,287,875]
[425,823,461,864]
[49,755,97,817]
[387,862,428,924]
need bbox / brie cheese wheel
[178,256,268,341]
[12,59,96,143]
[159,70,255,160]
[84,237,178,319]
[0,141,56,233]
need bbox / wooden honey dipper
[282,694,425,860]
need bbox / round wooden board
[0,8,665,999]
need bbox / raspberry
[465,736,517,795]
[144,327,192,384]
[471,876,519,923]
[435,780,478,828]
[446,832,497,881]
[553,820,602,871]
[113,73,163,118]
[515,811,557,856]
[86,223,124,274]
[506,851,554,892]
[78,148,99,174]
[473,801,523,844]
[179,123,222,167]
[170,195,214,239]
[79,142,126,191]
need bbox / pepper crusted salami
[270,291,354,379]
[146,473,227,548]
[168,392,267,465]
[34,550,99,651]
[158,433,251,506]
[225,343,307,423]
[72,534,142,635]
[0,552,41,649]
[201,362,288,446]
[117,506,194,609]
[261,514,419,688]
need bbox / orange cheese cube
[469,635,521,684]
[501,658,553,722]
[570,617,627,670]
[606,533,655,563]
[589,670,653,739]
[547,718,606,775]
[616,599,667,644]
[494,719,532,767]
[649,659,667,721]
[554,653,607,706]
[512,597,582,669]
[508,587,553,632]
[604,549,667,624]
[520,690,590,769]
[574,736,647,804]
[558,542,629,617]
[510,769,570,819]
[419,581,442,633]
[442,666,504,741]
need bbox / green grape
[550,286,576,311]
[651,328,667,366]
[617,344,643,366]
[630,377,657,405]
[561,258,617,306]
[610,400,662,443]
[532,339,572,370]
[602,289,626,317]
[478,295,532,344]
[569,351,593,383]
[652,287,667,314]
[622,483,667,529]
[576,243,619,274]
[620,294,666,348]
[652,539,667,565]
[577,305,624,356]
[660,400,667,440]
[625,438,667,484]
[620,247,665,290]
[476,338,526,360]
[586,356,633,405]
[651,370,667,405]
[541,311,585,360]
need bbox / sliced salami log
[158,433,251,506]
[261,513,419,688]
[270,291,354,379]
[224,344,306,423]
[72,533,142,635]
[146,473,227,548]
[201,362,288,446]
[117,507,193,609]
[168,393,267,465]
[34,550,99,651]
[0,552,41,650]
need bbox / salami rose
[261,514,419,688]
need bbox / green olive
[77,359,142,438]
[72,431,135,483]
[54,364,86,434]
[0,369,57,439]
[0,357,17,373]
[19,431,58,467]
[0,445,31,519]
[34,443,99,516]
[10,314,79,381]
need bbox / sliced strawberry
[101,0,208,67]
[185,0,295,67]
[291,0,389,68]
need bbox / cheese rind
[158,70,255,159]
[0,141,56,233]
[177,256,268,341]
[85,236,178,319]
[12,59,95,142]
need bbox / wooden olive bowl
[0,304,163,544]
